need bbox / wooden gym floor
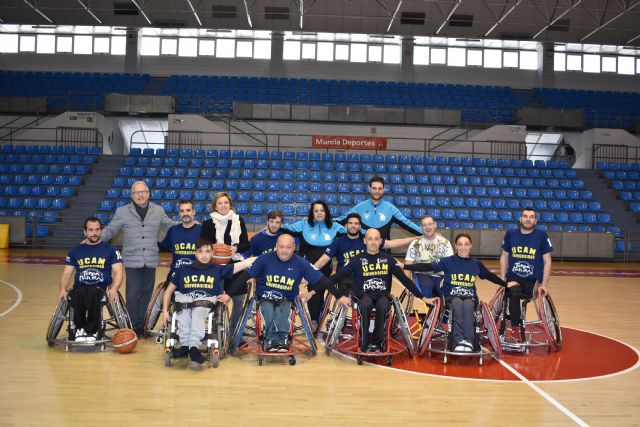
[0,248,639,427]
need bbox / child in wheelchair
[404,233,509,352]
[162,239,255,369]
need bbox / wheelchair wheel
[488,286,505,323]
[46,299,68,346]
[316,293,334,336]
[215,304,230,359]
[480,301,503,360]
[107,292,133,330]
[391,296,414,357]
[295,298,317,356]
[398,289,414,318]
[536,292,562,351]
[417,299,441,357]
[211,350,220,368]
[230,297,255,355]
[325,305,347,356]
[143,281,167,337]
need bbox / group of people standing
[59,172,553,363]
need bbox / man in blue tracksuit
[338,176,422,240]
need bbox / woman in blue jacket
[281,200,346,323]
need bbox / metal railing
[0,126,104,150]
[592,144,640,167]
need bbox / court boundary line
[0,278,22,317]
[497,358,589,427]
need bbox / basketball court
[1,248,638,426]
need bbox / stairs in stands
[45,155,124,247]
[576,169,640,234]
[514,89,545,109]
[143,77,170,95]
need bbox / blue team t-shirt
[247,252,324,301]
[171,263,234,299]
[161,223,203,273]
[325,235,386,269]
[501,228,553,283]
[65,242,122,289]
[244,230,280,257]
[431,255,493,299]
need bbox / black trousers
[305,257,332,322]
[357,293,391,351]
[68,286,104,334]
[505,279,536,327]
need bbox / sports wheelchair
[143,280,170,342]
[323,294,414,366]
[415,297,502,365]
[46,286,132,352]
[163,298,230,368]
[229,293,317,366]
[488,286,562,353]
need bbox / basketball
[211,243,233,265]
[112,328,137,354]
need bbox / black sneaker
[277,343,290,353]
[172,346,189,358]
[189,347,206,370]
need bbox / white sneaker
[460,340,474,352]
[75,328,87,342]
[454,344,466,352]
[85,332,97,343]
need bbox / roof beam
[23,0,53,23]
[533,0,583,39]
[77,0,102,24]
[436,0,462,35]
[484,0,523,37]
[185,0,202,27]
[242,0,253,28]
[580,0,640,41]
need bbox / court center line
[498,359,590,427]
[0,278,23,317]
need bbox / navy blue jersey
[65,242,122,289]
[332,250,423,298]
[244,230,280,258]
[431,255,493,299]
[502,228,553,283]
[161,223,203,273]
[171,263,234,299]
[247,252,324,301]
[325,235,386,269]
[338,199,421,240]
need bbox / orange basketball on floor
[112,328,137,354]
[211,243,233,265]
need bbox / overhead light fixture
[77,0,102,24]
[23,0,53,24]
[130,0,152,25]
[185,0,202,27]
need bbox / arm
[226,270,252,297]
[300,276,350,307]
[100,211,125,242]
[538,253,552,294]
[391,206,422,236]
[499,250,509,281]
[232,256,256,274]
[383,236,419,250]
[58,265,75,301]
[107,263,123,302]
[392,264,424,299]
[161,282,177,326]
[314,254,332,270]
[280,220,304,234]
[403,262,435,273]
[160,208,179,230]
[481,270,509,288]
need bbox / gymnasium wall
[1,53,639,93]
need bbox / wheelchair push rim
[535,292,563,352]
[417,298,441,357]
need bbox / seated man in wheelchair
[229,234,334,352]
[58,217,123,342]
[161,238,255,369]
[404,233,509,352]
[303,229,433,353]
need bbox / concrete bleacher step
[45,154,125,247]
[576,169,640,234]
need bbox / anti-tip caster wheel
[357,356,363,365]
[386,356,393,366]
[211,351,220,368]
[156,336,163,344]
[289,356,296,366]
[257,356,264,366]
[479,356,484,366]
[164,352,171,367]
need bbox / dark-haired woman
[404,233,510,352]
[281,200,346,323]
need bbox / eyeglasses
[132,190,149,196]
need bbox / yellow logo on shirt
[184,274,215,289]
[450,273,476,287]
[511,246,537,260]
[266,274,295,291]
[77,257,106,268]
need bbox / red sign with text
[312,135,387,150]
